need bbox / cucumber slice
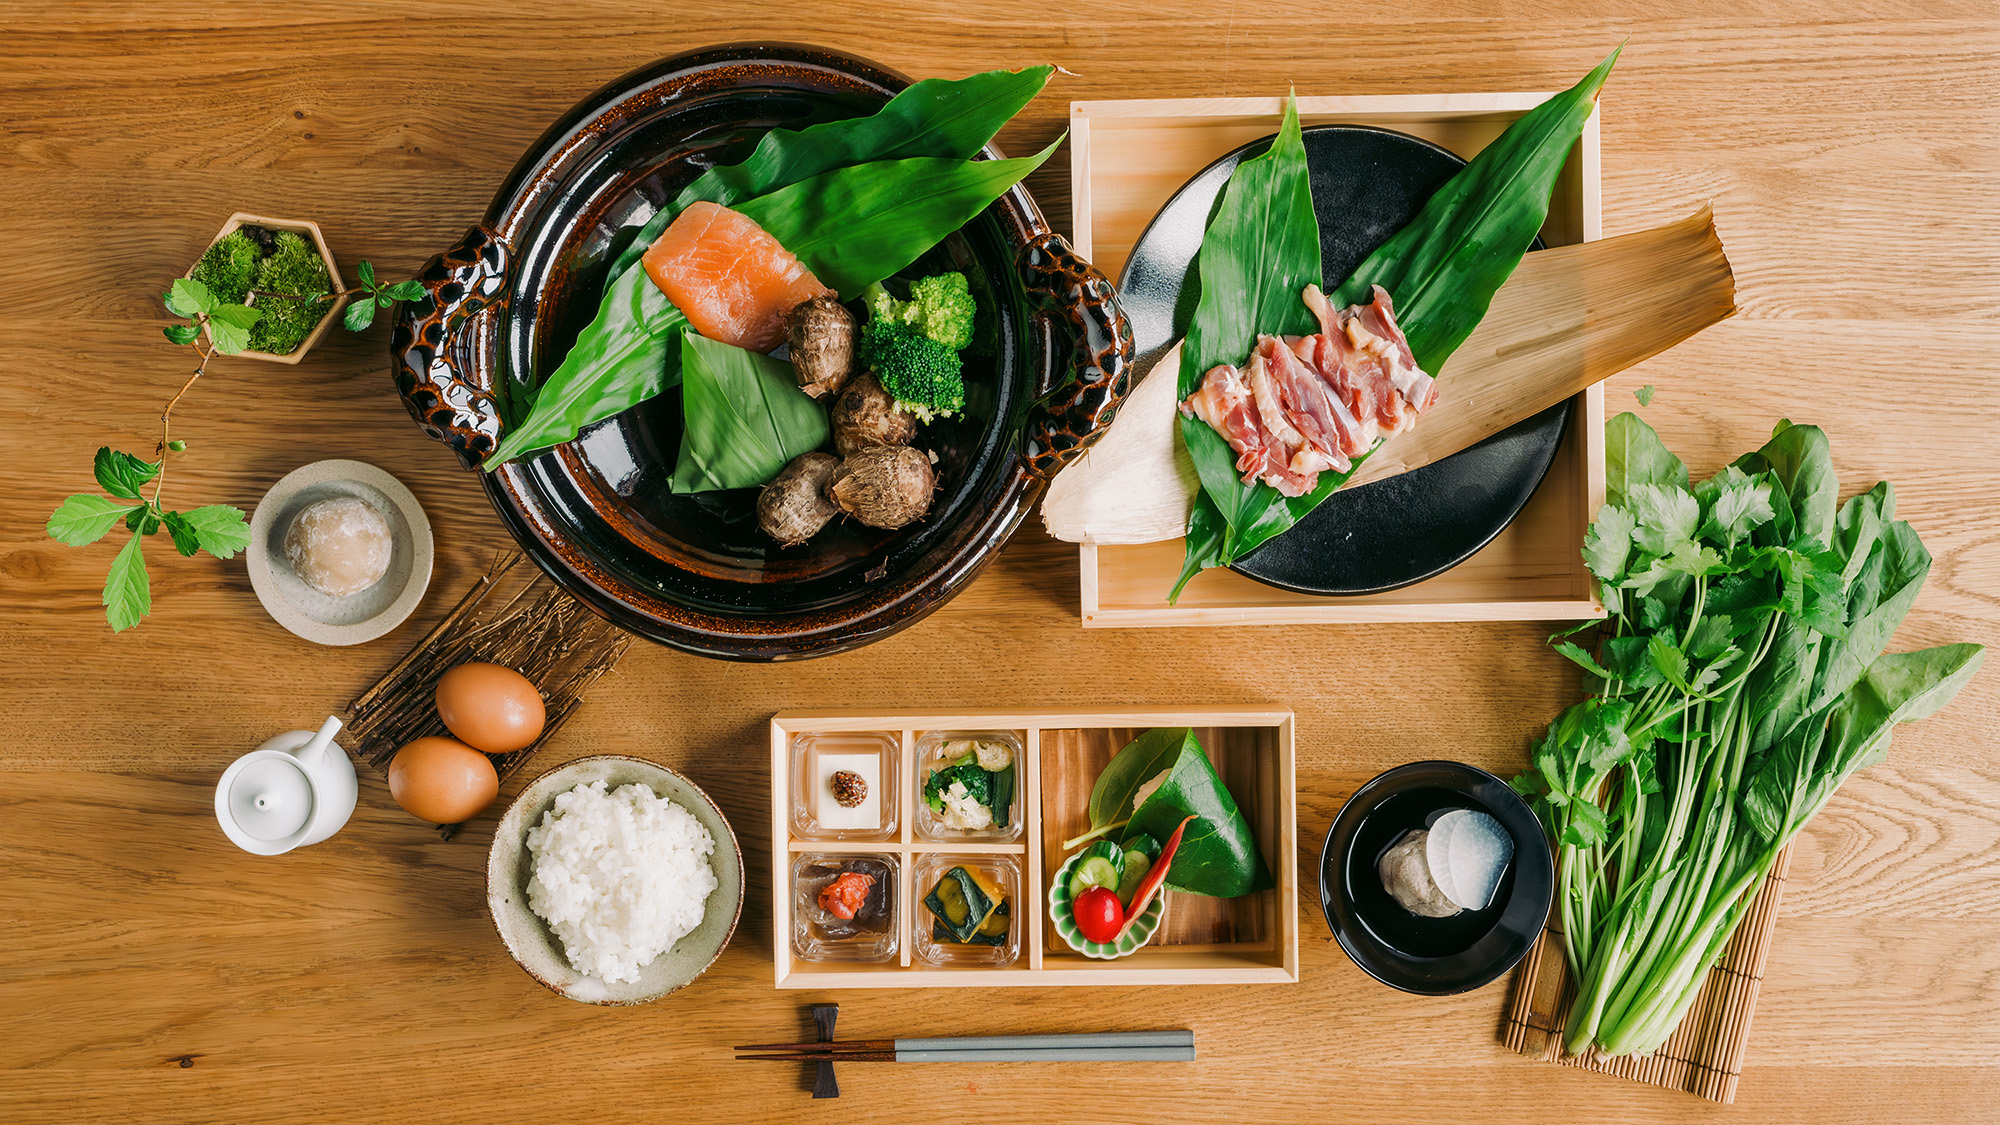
[1116,850,1152,903]
[1068,856,1123,898]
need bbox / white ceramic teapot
[215,715,359,855]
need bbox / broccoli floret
[862,319,964,421]
[191,230,259,306]
[863,271,976,351]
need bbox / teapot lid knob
[225,757,314,841]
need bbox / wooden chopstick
[735,1030,1196,1064]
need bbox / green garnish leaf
[387,280,426,301]
[101,534,151,632]
[1635,384,1655,405]
[344,299,377,331]
[165,277,217,318]
[206,303,263,354]
[94,447,159,499]
[357,259,376,288]
[176,504,251,559]
[162,323,200,345]
[47,494,139,546]
[161,511,201,557]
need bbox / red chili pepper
[1115,814,1197,941]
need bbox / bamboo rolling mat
[1501,845,1794,1104]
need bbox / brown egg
[388,736,500,824]
[435,662,546,754]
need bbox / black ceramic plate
[1318,760,1554,995]
[1118,126,1570,595]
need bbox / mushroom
[757,452,842,546]
[830,372,918,458]
[787,295,856,399]
[827,445,935,530]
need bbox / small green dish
[1048,850,1166,959]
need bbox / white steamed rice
[524,779,718,983]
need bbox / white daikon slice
[1424,810,1464,909]
[1432,808,1514,910]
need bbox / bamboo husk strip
[343,553,632,839]
[1498,844,1792,1104]
[1043,206,1736,545]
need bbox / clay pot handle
[391,224,512,468]
[1016,231,1134,482]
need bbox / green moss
[190,230,258,305]
[247,231,333,355]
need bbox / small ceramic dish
[246,459,432,646]
[1047,850,1167,960]
[1319,759,1553,995]
[487,755,745,1005]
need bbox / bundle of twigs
[345,553,631,837]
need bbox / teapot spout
[292,715,346,768]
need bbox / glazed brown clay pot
[393,44,1131,660]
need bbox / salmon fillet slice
[640,201,832,353]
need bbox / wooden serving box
[770,708,1299,987]
[1068,94,1607,627]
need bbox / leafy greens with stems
[1511,411,1983,1058]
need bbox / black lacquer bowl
[1119,126,1568,595]
[392,44,1131,660]
[1319,760,1554,995]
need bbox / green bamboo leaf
[605,65,1055,285]
[47,494,139,546]
[102,534,150,632]
[1331,46,1620,373]
[737,143,1058,299]
[668,332,828,493]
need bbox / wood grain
[2,4,1998,1122]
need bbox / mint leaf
[102,535,151,632]
[161,511,201,557]
[166,278,217,318]
[344,299,377,331]
[1583,504,1637,581]
[47,494,138,546]
[163,323,200,345]
[358,259,376,288]
[177,504,250,559]
[206,304,262,354]
[94,447,159,499]
[387,279,425,301]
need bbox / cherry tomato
[1072,885,1125,944]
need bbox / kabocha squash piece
[969,900,1011,946]
[923,865,1005,943]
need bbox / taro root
[830,372,918,458]
[828,445,935,530]
[757,452,842,546]
[787,295,856,399]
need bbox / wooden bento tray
[1068,93,1607,627]
[770,708,1299,988]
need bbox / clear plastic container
[791,852,899,964]
[912,852,1022,968]
[913,730,1025,843]
[790,731,898,842]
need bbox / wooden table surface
[4,4,1997,1122]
